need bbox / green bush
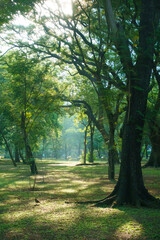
[86,152,97,163]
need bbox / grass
[0,158,160,240]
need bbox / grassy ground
[0,159,160,240]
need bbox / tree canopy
[0,0,160,208]
[0,0,43,26]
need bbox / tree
[143,74,160,167]
[93,0,160,207]
[56,0,160,206]
[3,0,160,206]
[88,120,95,163]
[93,128,106,159]
[3,0,125,179]
[0,68,19,166]
[0,50,61,173]
[0,0,42,25]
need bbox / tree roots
[70,194,160,208]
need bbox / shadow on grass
[1,200,160,240]
[0,159,160,239]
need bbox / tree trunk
[21,112,38,174]
[26,144,38,174]
[97,144,101,158]
[19,149,26,164]
[144,136,160,167]
[107,118,120,180]
[72,100,119,172]
[15,145,20,162]
[108,122,116,180]
[144,89,160,168]
[143,99,160,167]
[83,126,88,164]
[93,92,158,207]
[93,0,159,207]
[149,147,160,167]
[1,131,17,167]
[88,123,94,163]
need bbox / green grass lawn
[0,159,160,240]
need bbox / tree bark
[1,132,17,167]
[15,144,20,162]
[26,144,38,174]
[72,99,119,175]
[93,0,160,207]
[145,133,160,167]
[107,108,120,179]
[88,123,94,163]
[19,149,26,164]
[108,121,116,180]
[83,124,89,164]
[144,79,160,168]
[21,112,38,174]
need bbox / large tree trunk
[93,88,158,206]
[94,111,157,207]
[92,0,159,207]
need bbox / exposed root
[65,199,102,205]
[94,195,117,207]
[76,163,106,166]
[93,195,160,208]
[66,194,160,209]
[65,181,160,208]
[65,195,117,207]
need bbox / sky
[12,0,72,26]
[0,0,72,54]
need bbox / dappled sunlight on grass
[60,188,77,193]
[115,220,143,239]
[0,159,160,239]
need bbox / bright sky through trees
[0,0,72,54]
[12,0,72,26]
[44,0,73,15]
